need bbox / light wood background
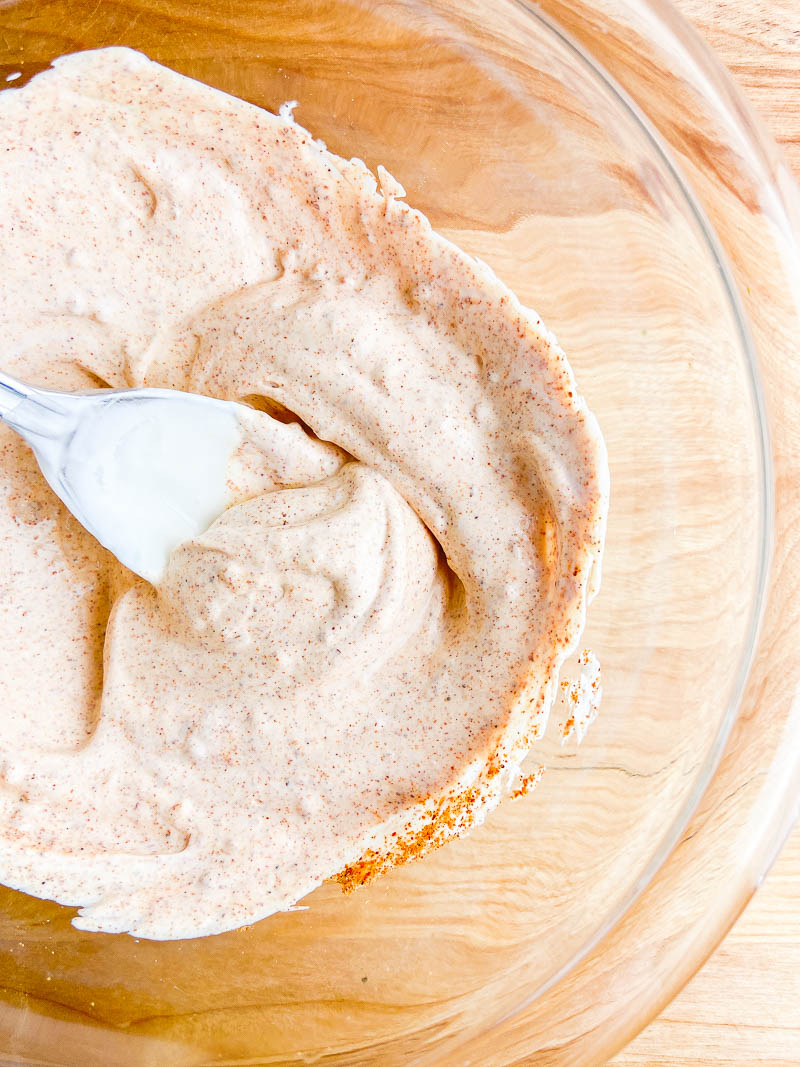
[615,1,800,1061]
[614,826,800,1063]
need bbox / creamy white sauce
[0,48,608,940]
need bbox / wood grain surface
[616,1,800,1062]
[614,825,800,1063]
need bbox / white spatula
[0,370,246,582]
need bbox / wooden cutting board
[614,2,800,1062]
[615,826,800,1063]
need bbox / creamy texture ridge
[0,49,608,939]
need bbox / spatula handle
[0,370,32,419]
[0,370,73,440]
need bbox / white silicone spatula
[0,370,246,583]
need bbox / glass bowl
[1,1,798,1063]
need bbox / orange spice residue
[510,765,545,800]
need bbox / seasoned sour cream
[0,49,608,939]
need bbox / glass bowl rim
[456,0,778,1043]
